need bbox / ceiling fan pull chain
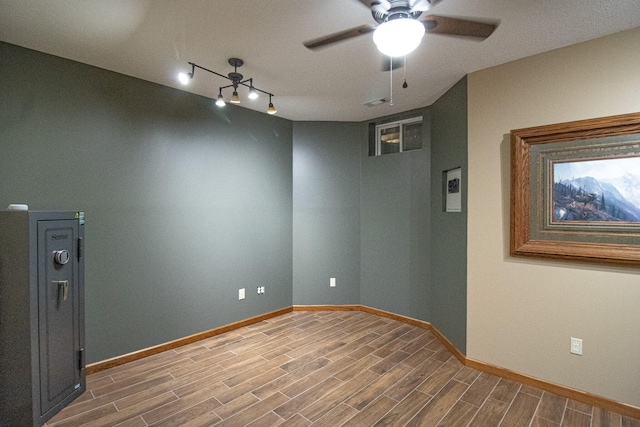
[403,56,408,89]
[389,55,394,107]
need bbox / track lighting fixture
[178,58,276,115]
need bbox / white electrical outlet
[330,278,336,287]
[570,337,582,355]
[239,288,245,300]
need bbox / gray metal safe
[0,211,85,426]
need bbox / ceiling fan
[304,0,497,59]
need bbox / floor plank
[501,391,541,426]
[562,408,592,427]
[373,389,432,426]
[460,372,501,407]
[592,406,621,427]
[438,400,480,427]
[535,391,568,424]
[341,395,397,427]
[406,379,470,426]
[469,398,510,426]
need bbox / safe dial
[54,250,70,265]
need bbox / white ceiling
[1,0,640,122]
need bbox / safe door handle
[56,280,69,304]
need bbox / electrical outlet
[256,286,265,295]
[239,288,245,300]
[261,286,265,294]
[330,278,336,287]
[570,337,582,355]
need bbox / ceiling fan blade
[381,56,403,72]
[410,0,444,12]
[422,15,497,39]
[303,24,377,50]
[358,0,391,13]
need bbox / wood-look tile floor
[46,311,640,427]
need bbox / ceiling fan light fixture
[373,17,425,57]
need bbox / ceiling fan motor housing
[372,0,423,23]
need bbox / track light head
[248,86,259,100]
[178,72,190,85]
[178,63,195,85]
[216,93,226,107]
[267,94,277,115]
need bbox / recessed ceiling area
[1,0,640,122]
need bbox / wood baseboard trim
[426,321,467,366]
[465,357,640,419]
[86,306,293,375]
[340,305,467,365]
[86,303,639,418]
[296,304,640,419]
[292,304,363,312]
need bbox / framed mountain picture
[510,112,640,267]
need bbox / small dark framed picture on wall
[445,167,462,213]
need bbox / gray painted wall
[430,77,468,352]
[292,122,361,305]
[0,41,470,365]
[0,43,293,363]
[360,109,432,321]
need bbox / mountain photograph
[552,157,640,223]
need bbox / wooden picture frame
[510,112,640,267]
